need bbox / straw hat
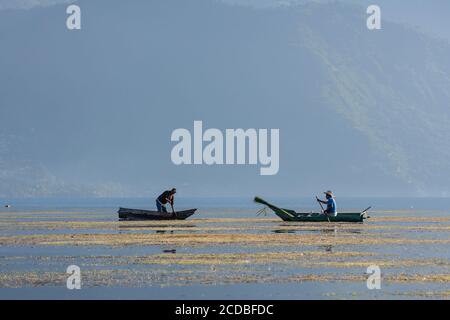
[324,190,334,197]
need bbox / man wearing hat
[156,188,177,213]
[316,191,337,216]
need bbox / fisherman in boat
[156,188,176,213]
[316,191,337,217]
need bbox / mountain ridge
[0,0,449,197]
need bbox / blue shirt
[327,198,337,216]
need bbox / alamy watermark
[367,5,381,30]
[366,265,381,290]
[66,5,81,30]
[65,4,380,31]
[66,265,81,289]
[171,121,279,175]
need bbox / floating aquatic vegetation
[1,231,449,247]
[394,290,450,298]
[1,268,449,289]
[0,210,449,299]
[1,220,449,232]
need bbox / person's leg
[156,200,162,212]
[161,205,167,213]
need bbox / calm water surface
[0,197,449,299]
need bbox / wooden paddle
[170,202,177,218]
[360,206,372,217]
[316,196,330,222]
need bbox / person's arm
[316,196,327,204]
[164,193,173,204]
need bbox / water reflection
[320,245,334,252]
[118,224,196,229]
[272,229,296,234]
[272,224,365,236]
[321,227,337,235]
[345,229,362,234]
[271,224,341,235]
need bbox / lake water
[0,197,449,299]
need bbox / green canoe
[254,197,370,223]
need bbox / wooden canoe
[118,207,197,221]
[254,197,370,223]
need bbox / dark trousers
[156,200,167,213]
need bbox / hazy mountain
[0,0,74,10]
[0,0,449,197]
[221,0,450,42]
